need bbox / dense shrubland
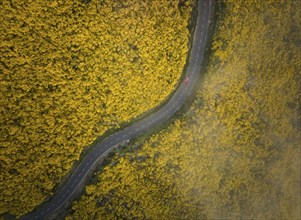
[0,0,192,216]
[68,0,300,219]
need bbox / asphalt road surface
[21,0,214,219]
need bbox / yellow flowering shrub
[0,0,192,216]
[67,0,300,219]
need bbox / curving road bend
[21,0,214,219]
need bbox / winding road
[21,0,214,219]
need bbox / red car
[184,76,190,85]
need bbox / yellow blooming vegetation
[0,0,192,217]
[67,0,300,219]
